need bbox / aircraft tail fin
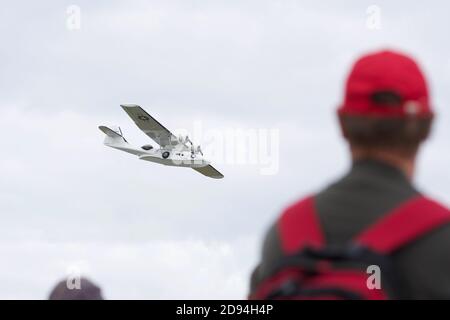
[98,125,128,145]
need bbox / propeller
[190,145,203,156]
[196,145,203,156]
[178,135,193,145]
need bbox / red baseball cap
[338,50,433,118]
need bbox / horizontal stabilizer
[99,125,128,144]
[99,126,121,137]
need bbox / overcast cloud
[0,0,449,299]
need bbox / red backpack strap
[278,196,325,255]
[354,196,450,254]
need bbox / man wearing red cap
[249,50,450,299]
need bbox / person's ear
[423,115,434,141]
[337,113,349,140]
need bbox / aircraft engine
[162,151,170,159]
[141,144,153,150]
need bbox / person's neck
[351,148,417,180]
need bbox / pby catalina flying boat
[99,104,224,179]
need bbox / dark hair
[339,115,433,156]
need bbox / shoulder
[415,196,449,211]
[408,196,450,247]
[278,195,316,223]
[252,196,317,289]
[397,195,450,248]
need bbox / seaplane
[99,104,224,179]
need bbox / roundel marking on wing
[138,115,149,121]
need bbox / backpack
[250,195,450,300]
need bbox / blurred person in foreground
[249,49,450,300]
[48,277,104,300]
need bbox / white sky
[0,0,449,299]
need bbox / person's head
[337,50,434,172]
[48,277,104,300]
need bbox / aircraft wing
[121,104,179,148]
[193,165,224,179]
